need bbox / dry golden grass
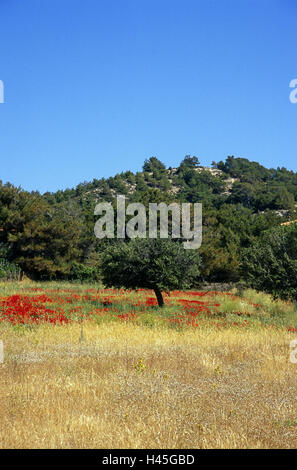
[1,318,297,449]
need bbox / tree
[177,155,200,178]
[99,238,202,306]
[228,182,256,208]
[7,195,83,279]
[179,155,200,169]
[273,187,295,211]
[242,224,297,301]
[142,157,166,173]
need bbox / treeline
[0,155,296,287]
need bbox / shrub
[0,258,22,280]
[69,262,100,282]
[242,224,297,301]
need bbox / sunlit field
[0,281,297,449]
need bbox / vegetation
[1,155,297,300]
[0,281,297,449]
[0,244,21,280]
[99,238,201,306]
[242,224,297,301]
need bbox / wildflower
[134,357,146,372]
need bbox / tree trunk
[153,286,164,307]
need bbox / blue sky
[0,0,296,193]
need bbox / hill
[0,155,297,282]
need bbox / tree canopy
[99,238,202,306]
[242,224,297,301]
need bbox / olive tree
[99,238,201,306]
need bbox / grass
[0,281,297,448]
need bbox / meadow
[0,281,297,449]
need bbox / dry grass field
[0,281,297,449]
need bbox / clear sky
[0,0,296,193]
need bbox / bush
[242,224,297,301]
[69,262,100,282]
[0,258,22,280]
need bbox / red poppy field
[0,281,296,448]
[0,284,296,332]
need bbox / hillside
[1,155,297,283]
[42,155,297,214]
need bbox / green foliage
[143,157,166,173]
[0,258,21,280]
[69,262,100,282]
[99,238,202,306]
[177,155,200,174]
[1,155,297,285]
[216,156,271,181]
[179,169,226,204]
[242,224,297,301]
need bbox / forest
[0,155,297,297]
